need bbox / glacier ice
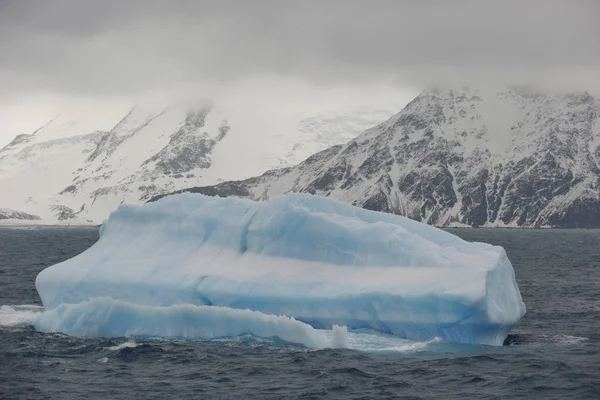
[35,193,526,346]
[33,297,349,349]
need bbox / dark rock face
[149,181,252,203]
[143,109,230,175]
[156,88,600,228]
[51,205,78,221]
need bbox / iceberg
[34,297,349,349]
[35,193,525,346]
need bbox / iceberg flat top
[36,193,525,346]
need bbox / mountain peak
[0,101,391,222]
[163,87,600,228]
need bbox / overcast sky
[1,0,599,145]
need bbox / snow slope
[0,103,395,223]
[0,208,41,221]
[165,87,600,228]
[36,193,526,346]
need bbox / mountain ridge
[0,102,391,222]
[153,87,600,228]
[0,208,41,221]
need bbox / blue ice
[35,193,526,346]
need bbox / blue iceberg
[35,193,525,346]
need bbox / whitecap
[340,329,442,353]
[0,304,43,327]
[551,334,589,345]
[106,340,139,351]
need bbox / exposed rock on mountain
[0,208,41,221]
[158,87,600,228]
[0,103,388,222]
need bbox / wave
[345,329,443,352]
[0,304,43,327]
[106,340,140,351]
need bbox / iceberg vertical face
[35,193,526,346]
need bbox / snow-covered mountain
[0,208,41,221]
[0,102,395,223]
[159,87,600,228]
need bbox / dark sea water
[1,226,599,399]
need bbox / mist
[1,0,598,144]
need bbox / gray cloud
[0,0,599,102]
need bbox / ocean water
[0,226,599,399]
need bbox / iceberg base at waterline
[35,193,526,347]
[33,297,349,349]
